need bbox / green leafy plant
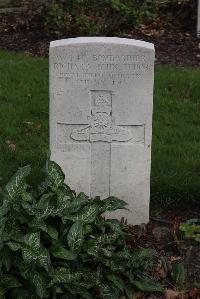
[171,262,186,288]
[0,160,163,298]
[179,219,200,242]
[43,0,156,36]
[44,3,72,36]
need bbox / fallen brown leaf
[164,289,181,299]
[9,143,16,151]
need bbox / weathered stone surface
[50,37,155,225]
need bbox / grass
[0,50,200,208]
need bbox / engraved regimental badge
[71,91,133,143]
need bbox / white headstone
[198,0,200,38]
[50,37,155,225]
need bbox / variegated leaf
[105,219,124,234]
[107,274,124,291]
[66,204,100,223]
[67,221,84,252]
[5,165,31,200]
[21,192,33,203]
[21,270,46,298]
[65,196,89,214]
[46,160,65,191]
[52,267,82,284]
[29,218,47,232]
[101,197,127,212]
[47,226,58,240]
[51,244,77,260]
[24,232,40,251]
[99,283,119,299]
[22,245,50,270]
[31,272,45,298]
[7,242,21,251]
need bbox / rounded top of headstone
[50,37,154,51]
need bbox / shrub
[43,0,156,36]
[180,219,200,242]
[0,160,162,298]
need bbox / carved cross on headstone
[57,90,145,198]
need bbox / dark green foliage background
[43,0,156,36]
[42,0,196,37]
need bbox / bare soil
[0,14,199,66]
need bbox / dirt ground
[0,14,200,66]
[127,208,200,298]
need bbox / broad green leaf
[47,226,58,240]
[58,184,76,198]
[54,195,72,216]
[101,197,127,212]
[32,273,45,298]
[106,274,124,291]
[117,245,131,260]
[66,204,100,223]
[21,202,36,215]
[87,245,99,257]
[21,270,46,298]
[133,280,163,292]
[172,262,186,286]
[102,248,112,258]
[24,232,40,251]
[51,244,77,260]
[5,165,31,200]
[131,248,155,269]
[37,193,54,208]
[34,246,51,269]
[67,221,84,252]
[22,245,50,270]
[37,193,56,218]
[83,224,93,235]
[76,192,89,201]
[66,196,89,214]
[105,219,124,234]
[41,203,55,218]
[29,218,47,232]
[96,233,118,245]
[21,192,33,203]
[0,275,21,289]
[46,160,65,191]
[52,267,82,284]
[98,283,120,299]
[7,242,21,251]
